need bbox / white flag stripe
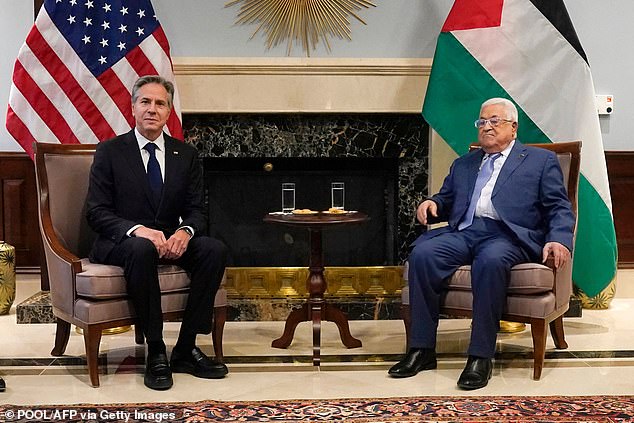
[35,10,130,135]
[17,46,101,145]
[9,87,61,145]
[454,0,612,208]
[110,58,139,98]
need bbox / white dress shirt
[135,128,166,181]
[474,140,515,220]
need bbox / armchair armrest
[544,255,573,311]
[38,198,83,317]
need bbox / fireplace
[175,58,431,319]
[182,113,428,320]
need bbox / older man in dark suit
[86,75,227,390]
[389,98,575,390]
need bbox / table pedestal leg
[271,300,362,365]
[311,302,322,366]
[271,304,311,349]
[271,228,362,365]
[324,304,362,348]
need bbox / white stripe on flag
[454,0,611,208]
[8,86,61,145]
[110,58,139,97]
[36,10,131,135]
[18,45,100,144]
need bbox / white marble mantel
[172,57,431,114]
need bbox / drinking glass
[331,182,345,210]
[281,183,295,213]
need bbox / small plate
[292,209,319,215]
[322,210,357,214]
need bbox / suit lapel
[492,141,528,197]
[161,135,184,212]
[466,149,485,198]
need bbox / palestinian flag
[422,0,617,297]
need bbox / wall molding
[173,57,431,114]
[0,152,40,269]
[606,151,634,267]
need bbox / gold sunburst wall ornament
[226,0,377,56]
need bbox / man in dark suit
[86,75,228,390]
[388,98,575,389]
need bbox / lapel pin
[173,151,179,155]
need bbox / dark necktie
[458,152,501,230]
[144,142,163,201]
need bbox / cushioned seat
[75,260,191,299]
[449,263,555,294]
[34,142,227,387]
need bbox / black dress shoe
[144,353,173,391]
[0,377,5,392]
[457,356,492,390]
[171,346,228,379]
[388,348,437,378]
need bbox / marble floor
[2,271,634,406]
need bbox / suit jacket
[86,130,206,263]
[415,141,575,260]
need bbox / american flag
[6,0,183,159]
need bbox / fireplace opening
[205,157,398,267]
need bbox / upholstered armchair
[401,141,581,380]
[34,142,227,387]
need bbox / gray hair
[131,75,174,109]
[480,98,518,122]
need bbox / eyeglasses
[474,117,514,128]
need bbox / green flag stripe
[423,32,617,296]
[574,179,618,296]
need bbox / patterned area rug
[2,396,634,422]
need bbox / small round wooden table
[263,211,369,365]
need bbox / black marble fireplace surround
[184,113,430,264]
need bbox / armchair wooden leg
[212,306,227,362]
[530,319,547,380]
[51,318,71,356]
[401,304,411,352]
[83,326,103,388]
[549,316,568,349]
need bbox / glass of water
[331,182,345,210]
[281,183,295,213]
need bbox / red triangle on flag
[442,0,504,32]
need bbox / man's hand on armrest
[542,242,571,270]
[416,200,438,226]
